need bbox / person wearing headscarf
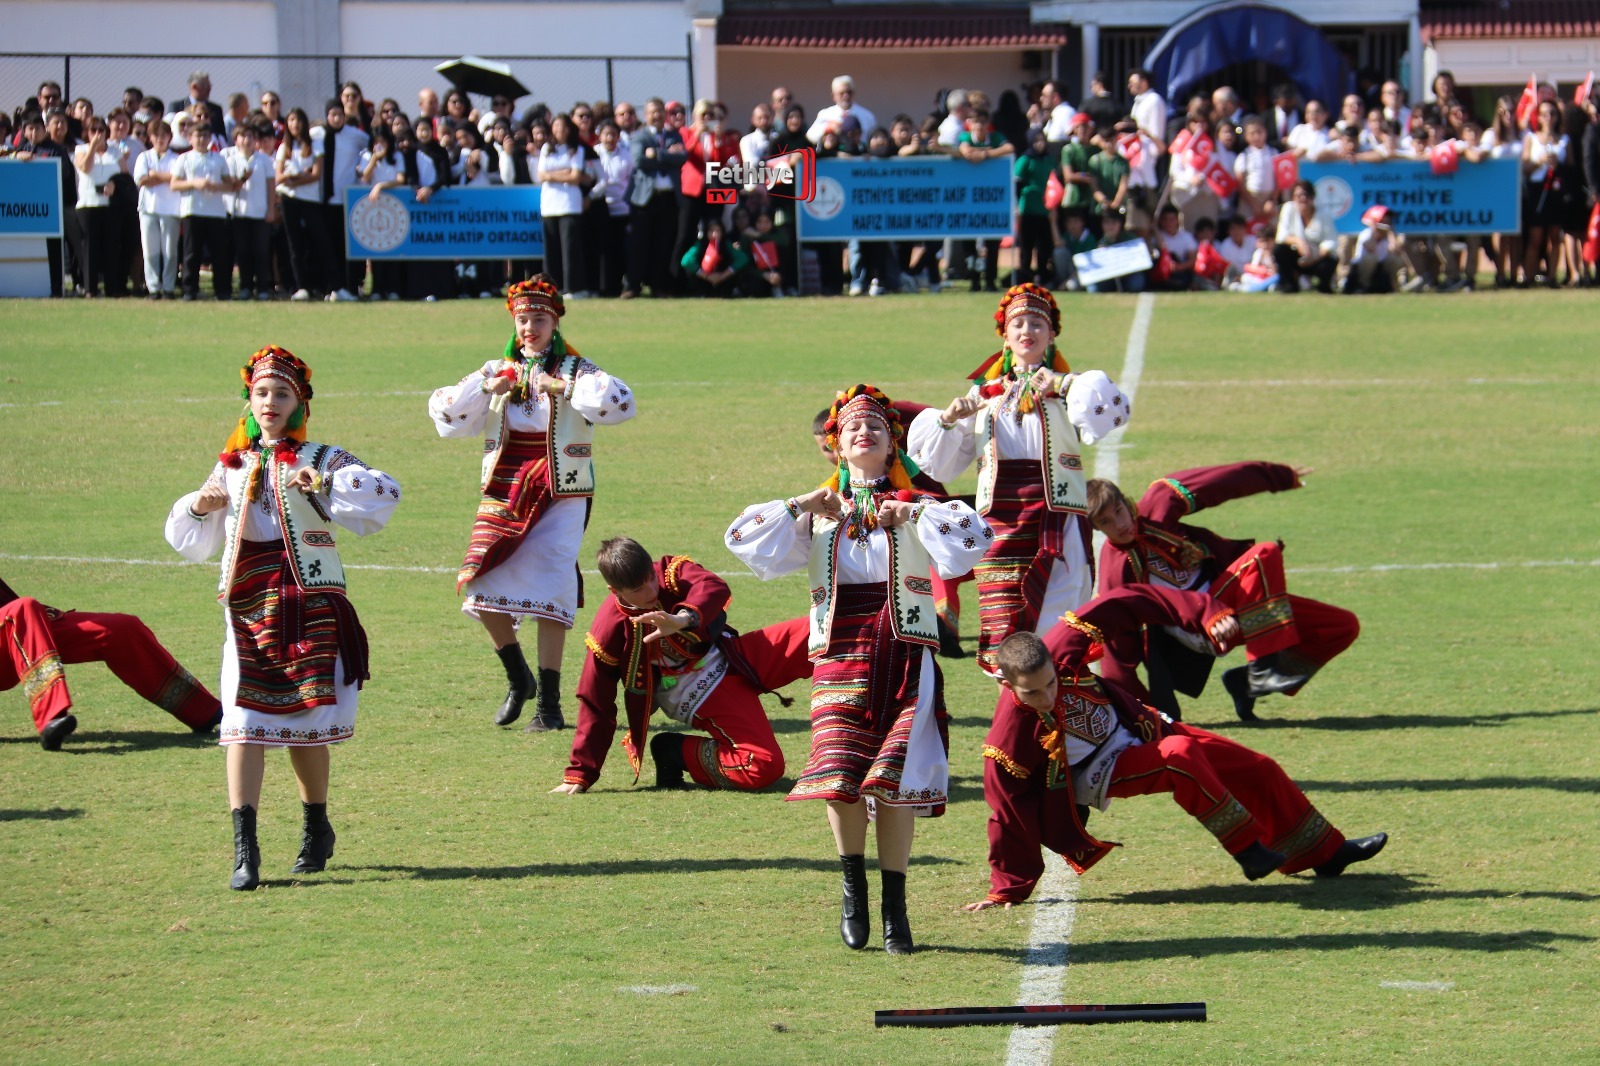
[166,346,401,890]
[965,585,1387,910]
[726,385,990,955]
[910,284,1131,677]
[429,276,637,733]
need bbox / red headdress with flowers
[220,345,314,460]
[819,384,921,494]
[968,283,1070,386]
[506,275,565,320]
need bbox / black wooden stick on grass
[874,1002,1207,1028]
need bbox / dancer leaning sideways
[726,385,990,955]
[966,585,1386,910]
[430,276,636,732]
[166,346,400,890]
[1087,462,1360,721]
[911,283,1131,677]
[552,536,811,794]
[0,576,222,750]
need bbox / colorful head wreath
[221,345,313,459]
[819,384,921,494]
[969,283,1070,384]
[506,276,565,320]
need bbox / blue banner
[1300,159,1521,235]
[344,185,543,259]
[0,159,63,237]
[797,156,1015,241]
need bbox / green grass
[0,291,1596,1064]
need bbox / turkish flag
[1045,170,1065,210]
[1169,128,1194,158]
[700,241,723,274]
[750,239,779,271]
[1203,159,1238,198]
[1516,73,1539,128]
[1184,132,1214,171]
[1272,152,1299,191]
[1584,203,1600,265]
[1576,72,1595,107]
[1194,240,1227,280]
[1430,141,1459,175]
[1117,133,1143,168]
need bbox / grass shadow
[1077,928,1593,963]
[1202,707,1597,732]
[1298,776,1600,794]
[347,854,963,882]
[0,807,85,821]
[1086,873,1600,912]
[0,729,212,755]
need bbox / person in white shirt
[72,117,127,297]
[224,123,278,300]
[1379,81,1411,139]
[1345,204,1402,293]
[937,89,970,149]
[1154,204,1198,289]
[1521,99,1570,286]
[1233,117,1279,227]
[1039,81,1076,142]
[275,106,336,299]
[1216,215,1254,282]
[807,75,877,145]
[1127,68,1167,150]
[310,100,367,301]
[1285,100,1334,160]
[1273,179,1337,293]
[355,123,408,300]
[135,118,183,298]
[589,120,633,296]
[739,103,775,183]
[1168,110,1219,232]
[169,120,237,300]
[1481,96,1526,287]
[538,113,592,297]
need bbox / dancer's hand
[1291,464,1313,486]
[484,372,513,396]
[793,487,842,520]
[532,370,565,396]
[194,483,230,514]
[639,610,692,643]
[942,394,983,424]
[877,500,915,528]
[549,782,587,795]
[962,898,1013,912]
[286,467,318,494]
[1209,613,1241,645]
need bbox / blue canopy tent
[1142,0,1353,115]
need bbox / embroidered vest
[216,443,346,596]
[480,352,596,498]
[973,389,1086,516]
[805,515,940,659]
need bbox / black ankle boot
[1246,652,1314,696]
[1234,841,1287,881]
[524,667,566,732]
[1314,832,1388,877]
[231,806,261,891]
[839,854,869,950]
[880,869,913,954]
[650,732,688,789]
[1221,667,1258,721]
[291,801,336,874]
[494,643,536,726]
[937,617,966,659]
[39,712,77,751]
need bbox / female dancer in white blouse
[167,346,400,890]
[430,276,636,731]
[726,385,989,955]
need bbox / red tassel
[219,451,243,468]
[979,381,1006,399]
[274,442,300,464]
[894,489,915,503]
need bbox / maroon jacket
[979,586,1235,903]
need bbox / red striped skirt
[228,540,368,714]
[788,583,948,813]
[457,429,554,591]
[974,459,1077,675]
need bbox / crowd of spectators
[4,64,1597,300]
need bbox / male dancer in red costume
[0,577,222,749]
[964,585,1386,909]
[553,537,811,793]
[1087,462,1360,721]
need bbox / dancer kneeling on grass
[910,283,1131,678]
[166,346,400,891]
[726,385,990,955]
[552,536,812,793]
[964,585,1385,911]
[429,276,637,733]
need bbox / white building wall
[1431,37,1600,89]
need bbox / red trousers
[932,570,972,629]
[1212,542,1359,690]
[1107,722,1344,874]
[0,597,221,733]
[677,617,812,791]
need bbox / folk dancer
[727,385,990,955]
[429,277,637,732]
[812,404,973,658]
[1087,462,1360,721]
[0,576,221,750]
[910,283,1131,677]
[965,585,1387,910]
[166,346,400,890]
[552,537,811,794]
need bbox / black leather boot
[493,643,536,726]
[230,806,261,891]
[524,667,566,732]
[881,868,914,954]
[1234,841,1287,881]
[1314,832,1388,877]
[936,617,966,659]
[291,801,336,874]
[839,854,869,949]
[1221,667,1258,721]
[1246,652,1314,696]
[651,732,688,789]
[39,712,77,751]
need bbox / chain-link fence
[2,53,692,125]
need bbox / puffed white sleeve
[429,360,498,438]
[1062,370,1133,446]
[567,364,637,425]
[908,389,979,484]
[913,497,992,579]
[322,450,401,536]
[165,463,228,562]
[725,500,812,580]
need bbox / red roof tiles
[1421,1,1600,42]
[717,5,1069,49]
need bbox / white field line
[1002,291,1154,1065]
[1379,980,1455,992]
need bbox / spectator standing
[538,112,592,297]
[938,89,971,148]
[407,117,457,300]
[739,103,775,176]
[807,75,877,145]
[72,118,126,297]
[613,101,639,148]
[170,120,236,300]
[311,100,366,301]
[340,82,371,134]
[1213,86,1245,128]
[357,124,407,300]
[1286,100,1335,160]
[674,99,742,285]
[1127,68,1168,150]
[134,118,182,298]
[418,88,441,135]
[1521,100,1569,286]
[183,71,226,138]
[625,97,684,297]
[33,109,82,295]
[105,108,142,295]
[1273,179,1336,293]
[1154,203,1197,289]
[589,119,632,297]
[275,107,332,300]
[224,93,249,140]
[1039,81,1077,142]
[994,91,1030,154]
[225,123,276,300]
[1168,110,1218,233]
[259,91,285,149]
[1120,119,1160,234]
[957,106,1014,292]
[1086,123,1130,224]
[1233,116,1278,227]
[454,121,503,297]
[766,103,811,293]
[1379,82,1411,139]
[1481,95,1525,286]
[1013,128,1057,285]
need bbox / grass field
[1,290,1597,1064]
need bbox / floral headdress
[220,345,313,459]
[506,275,565,320]
[819,384,922,500]
[968,283,1070,386]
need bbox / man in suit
[626,98,684,297]
[183,70,227,139]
